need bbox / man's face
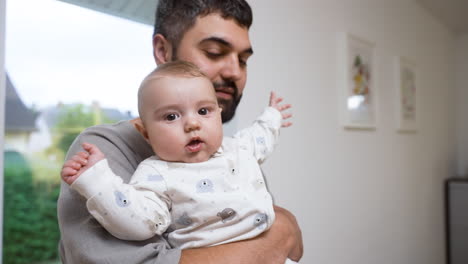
[173,14,253,122]
[140,76,223,163]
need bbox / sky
[5,0,156,116]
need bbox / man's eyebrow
[200,37,254,55]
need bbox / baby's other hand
[60,143,105,185]
[269,91,292,127]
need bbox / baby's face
[140,76,223,163]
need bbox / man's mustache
[213,81,238,98]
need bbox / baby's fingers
[61,166,78,178]
[281,112,293,128]
[61,166,80,185]
[269,91,276,107]
[277,103,292,112]
[82,142,105,160]
[63,159,83,171]
[71,152,89,166]
[269,92,283,106]
[282,121,293,128]
[282,113,293,119]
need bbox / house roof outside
[5,74,38,133]
[5,72,133,134]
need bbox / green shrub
[3,151,60,264]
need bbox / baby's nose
[184,117,201,132]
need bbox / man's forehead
[190,14,251,45]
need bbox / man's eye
[198,108,209,115]
[239,58,247,67]
[205,51,223,58]
[165,113,179,121]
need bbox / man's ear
[132,117,150,141]
[153,34,173,64]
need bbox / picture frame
[337,32,377,129]
[394,56,418,132]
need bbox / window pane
[4,0,154,262]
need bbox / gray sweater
[57,121,181,264]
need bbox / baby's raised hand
[61,143,105,185]
[269,91,292,127]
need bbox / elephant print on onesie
[217,208,237,223]
[147,173,164,182]
[253,213,268,230]
[176,212,193,227]
[196,179,214,193]
[114,190,131,207]
[256,136,267,155]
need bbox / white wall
[235,0,456,263]
[0,0,6,260]
[456,34,468,177]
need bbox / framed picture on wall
[394,56,418,132]
[337,32,377,129]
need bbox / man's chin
[221,111,235,123]
[220,104,236,123]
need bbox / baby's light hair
[147,60,207,79]
[138,61,210,120]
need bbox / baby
[61,61,297,263]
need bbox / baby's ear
[133,118,149,141]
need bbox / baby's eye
[165,113,180,121]
[198,108,209,115]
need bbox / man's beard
[218,93,242,123]
[213,81,242,123]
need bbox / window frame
[0,0,7,261]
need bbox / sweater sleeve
[57,121,181,264]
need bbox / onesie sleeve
[232,107,282,163]
[71,158,171,241]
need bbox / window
[4,0,154,262]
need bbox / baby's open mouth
[186,139,203,152]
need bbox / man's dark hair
[154,0,253,54]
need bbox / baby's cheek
[151,135,181,160]
[212,128,223,151]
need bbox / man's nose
[184,116,201,132]
[221,54,242,81]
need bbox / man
[57,1,303,263]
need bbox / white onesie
[71,107,291,254]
